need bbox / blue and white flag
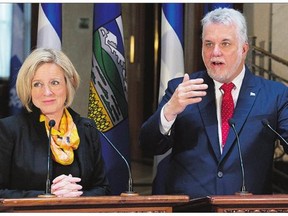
[153,3,185,195]
[9,3,25,115]
[88,3,130,195]
[37,3,62,50]
[158,3,185,102]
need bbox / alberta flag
[153,3,185,194]
[88,3,130,195]
[37,3,62,50]
[9,3,25,115]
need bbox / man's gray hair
[201,7,248,44]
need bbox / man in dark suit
[139,7,288,198]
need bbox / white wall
[271,4,288,78]
[244,3,288,80]
[62,3,93,117]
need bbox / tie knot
[221,83,235,93]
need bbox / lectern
[174,194,288,212]
[0,195,189,213]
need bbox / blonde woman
[0,48,110,198]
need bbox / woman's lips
[43,99,55,105]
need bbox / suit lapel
[221,69,261,159]
[199,76,222,161]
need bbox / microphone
[84,121,138,196]
[228,119,251,195]
[38,119,56,198]
[262,119,288,146]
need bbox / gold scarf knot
[40,109,80,165]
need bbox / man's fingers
[182,73,190,83]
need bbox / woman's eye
[51,80,60,86]
[33,82,42,88]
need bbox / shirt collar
[213,66,245,91]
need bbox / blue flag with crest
[88,3,130,195]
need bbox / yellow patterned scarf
[40,108,80,165]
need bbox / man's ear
[242,42,249,55]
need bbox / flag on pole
[88,3,130,195]
[37,3,62,50]
[158,3,185,102]
[9,3,25,115]
[153,3,185,195]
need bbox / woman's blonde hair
[16,48,80,112]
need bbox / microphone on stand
[84,121,139,196]
[262,119,288,146]
[228,119,251,195]
[38,119,56,198]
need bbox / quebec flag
[37,3,62,50]
[9,3,25,115]
[88,3,130,195]
[153,3,185,194]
